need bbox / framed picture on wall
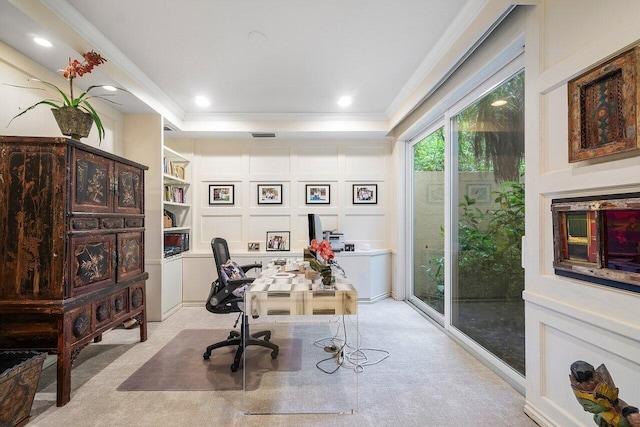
[568,45,640,162]
[209,184,234,205]
[305,184,330,204]
[247,242,260,252]
[258,184,283,204]
[353,184,377,204]
[266,231,290,251]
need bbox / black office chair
[203,237,279,372]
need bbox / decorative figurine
[569,361,637,427]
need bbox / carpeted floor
[116,329,302,392]
[28,299,538,426]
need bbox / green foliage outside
[416,70,525,304]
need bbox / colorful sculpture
[570,361,638,427]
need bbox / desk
[246,267,357,317]
[243,264,358,415]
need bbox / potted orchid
[307,239,337,287]
[7,50,110,143]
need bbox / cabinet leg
[56,347,72,407]
[137,310,147,342]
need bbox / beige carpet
[116,329,301,392]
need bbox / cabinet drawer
[102,218,125,229]
[93,296,113,328]
[68,306,93,345]
[129,282,145,312]
[126,218,144,228]
[71,218,100,230]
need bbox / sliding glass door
[409,69,525,376]
[411,127,445,317]
[451,71,525,375]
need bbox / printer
[324,231,345,251]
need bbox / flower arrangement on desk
[7,50,112,143]
[306,239,337,287]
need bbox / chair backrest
[211,237,231,285]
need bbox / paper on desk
[267,282,292,292]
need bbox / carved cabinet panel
[71,149,114,213]
[0,136,148,407]
[69,234,116,297]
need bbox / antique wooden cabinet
[0,136,148,406]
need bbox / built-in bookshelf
[163,146,190,257]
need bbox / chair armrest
[227,277,255,286]
[241,262,262,274]
[208,277,255,308]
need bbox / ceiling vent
[251,132,276,138]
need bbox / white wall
[172,137,394,304]
[524,1,640,426]
[186,138,393,254]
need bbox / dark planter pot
[0,351,46,427]
[51,106,94,141]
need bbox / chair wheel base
[231,364,239,372]
[203,352,210,360]
[271,351,278,359]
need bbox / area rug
[117,329,301,392]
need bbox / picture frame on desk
[258,184,283,205]
[266,231,290,251]
[209,184,234,205]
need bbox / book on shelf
[164,185,186,204]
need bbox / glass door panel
[412,127,445,315]
[451,71,526,375]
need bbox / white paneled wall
[188,138,393,254]
[523,2,640,426]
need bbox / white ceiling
[0,0,506,138]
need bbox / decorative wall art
[257,184,282,205]
[305,184,330,204]
[353,184,377,204]
[266,231,290,251]
[209,184,234,205]
[247,242,260,252]
[551,192,640,293]
[568,45,640,162]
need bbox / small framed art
[568,45,640,162]
[353,184,377,204]
[306,184,330,204]
[247,242,260,252]
[257,184,283,205]
[209,184,234,205]
[266,231,290,251]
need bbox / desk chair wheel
[228,331,240,339]
[271,350,279,359]
[231,363,239,372]
[203,352,210,360]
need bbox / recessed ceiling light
[248,30,267,44]
[33,37,52,47]
[195,96,210,107]
[337,96,352,107]
[102,85,117,92]
[491,99,507,107]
